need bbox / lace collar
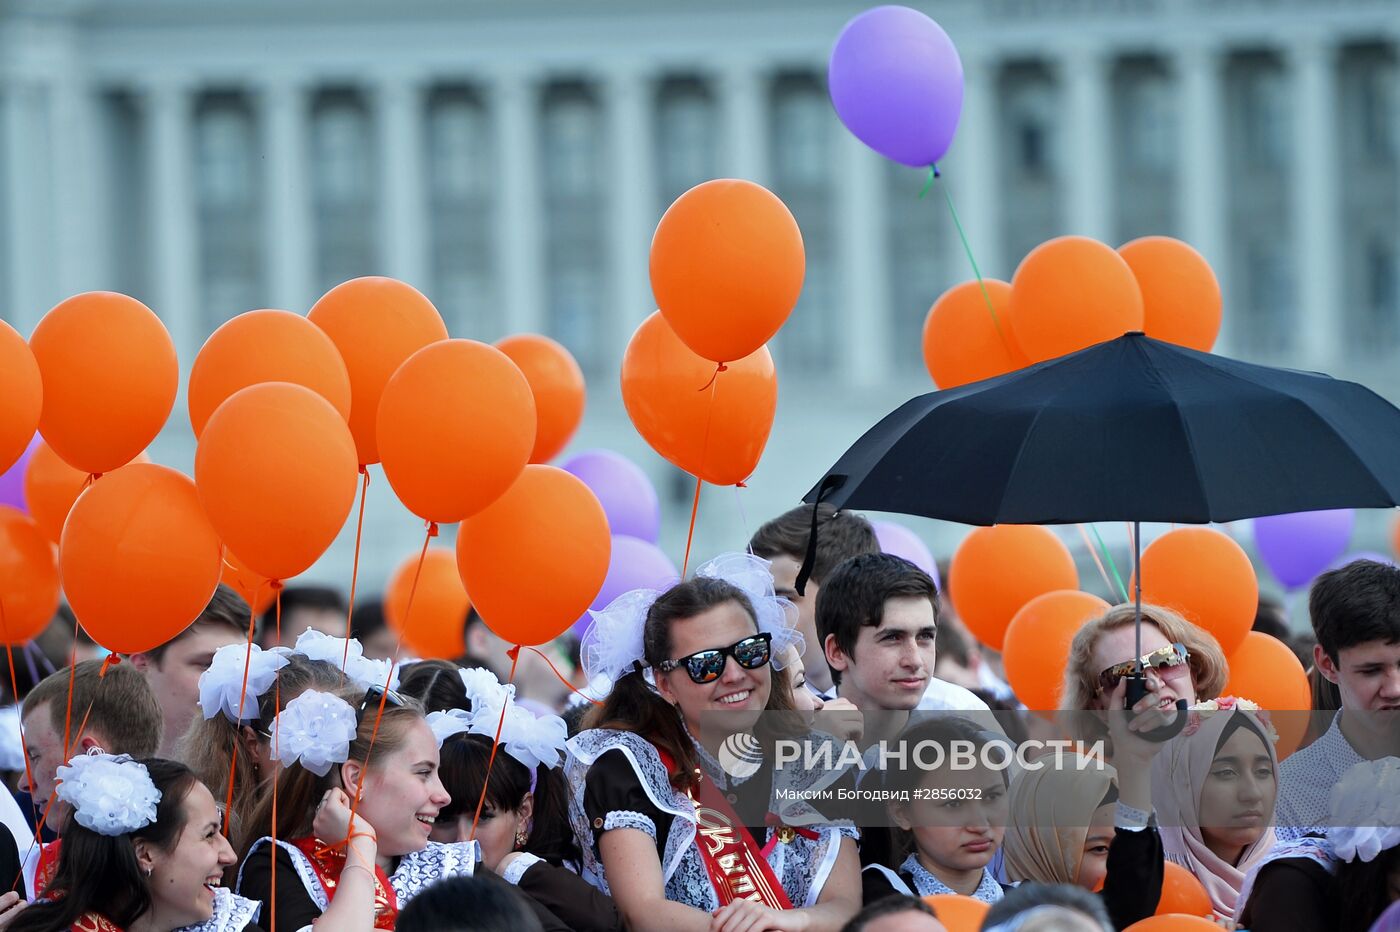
[899,852,1003,903]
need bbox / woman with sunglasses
[1060,604,1229,761]
[568,553,861,932]
[234,684,475,931]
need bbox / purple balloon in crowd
[572,534,679,637]
[561,449,660,544]
[873,519,941,591]
[0,434,39,513]
[1253,508,1356,590]
[828,5,965,168]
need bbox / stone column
[376,73,429,291]
[943,51,1003,280]
[1061,49,1113,241]
[493,71,545,335]
[718,61,768,184]
[144,78,200,372]
[836,130,889,388]
[259,76,314,311]
[1176,43,1229,351]
[1289,38,1341,368]
[603,65,656,364]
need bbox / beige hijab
[1003,752,1118,885]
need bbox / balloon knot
[426,522,440,538]
[269,580,284,592]
[99,654,120,676]
[506,645,521,662]
[358,464,368,476]
[717,363,729,373]
[735,481,748,489]
[932,163,942,179]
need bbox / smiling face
[141,781,237,929]
[825,596,936,711]
[1088,622,1195,711]
[1197,724,1277,861]
[350,719,451,857]
[654,601,771,729]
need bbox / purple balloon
[828,5,965,168]
[0,435,39,513]
[561,449,660,544]
[572,534,679,637]
[873,520,941,591]
[1253,509,1356,590]
[1329,550,1396,571]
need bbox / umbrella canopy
[804,332,1400,526]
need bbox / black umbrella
[801,332,1400,726]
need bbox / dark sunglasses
[658,633,773,685]
[1097,642,1190,693]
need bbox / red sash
[70,915,122,932]
[289,837,398,930]
[657,748,794,911]
[35,838,60,898]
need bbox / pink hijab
[1150,700,1280,921]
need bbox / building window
[1120,67,1173,173]
[772,75,829,187]
[543,85,601,200]
[998,64,1062,269]
[311,90,377,295]
[1368,239,1397,320]
[428,87,496,336]
[1244,240,1293,351]
[656,77,717,207]
[195,92,261,329]
[1233,57,1288,169]
[1003,73,1057,179]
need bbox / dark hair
[1253,594,1290,641]
[259,585,346,636]
[142,585,249,664]
[10,759,200,932]
[981,881,1113,931]
[583,576,796,792]
[1215,710,1272,759]
[815,553,938,688]
[1308,560,1400,663]
[839,894,938,932]
[396,873,544,932]
[349,598,388,645]
[1337,845,1400,932]
[749,503,878,589]
[398,659,474,713]
[24,660,162,759]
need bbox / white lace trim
[389,840,478,905]
[180,887,262,932]
[602,809,658,839]
[500,852,545,886]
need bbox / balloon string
[341,467,372,679]
[1089,523,1130,603]
[351,522,436,831]
[681,476,703,579]
[515,645,601,706]
[270,590,282,932]
[2,601,39,894]
[732,486,752,554]
[61,608,80,761]
[681,368,724,578]
[469,646,521,845]
[929,164,1011,350]
[224,576,268,836]
[696,363,728,392]
[1075,524,1117,600]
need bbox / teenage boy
[1275,559,1400,840]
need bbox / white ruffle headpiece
[269,689,359,777]
[579,552,804,685]
[1328,756,1400,863]
[293,629,399,693]
[426,676,568,775]
[199,643,291,723]
[56,753,161,836]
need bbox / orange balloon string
[1,601,40,894]
[516,645,601,706]
[60,607,80,761]
[270,589,281,932]
[223,577,264,836]
[340,467,371,680]
[681,476,703,579]
[469,646,521,844]
[696,362,729,393]
[350,522,435,830]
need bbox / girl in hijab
[1149,698,1279,923]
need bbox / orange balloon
[650,179,805,363]
[922,279,1029,389]
[221,549,275,618]
[1223,631,1311,760]
[377,340,536,523]
[921,894,989,932]
[1009,236,1145,363]
[307,277,449,465]
[1004,590,1110,713]
[24,441,151,544]
[29,292,177,474]
[1125,915,1222,931]
[949,525,1079,650]
[0,506,60,645]
[1118,237,1222,353]
[59,464,222,654]
[495,334,586,464]
[195,383,359,581]
[621,312,777,486]
[0,321,41,475]
[1137,528,1256,655]
[385,548,471,660]
[188,309,352,438]
[1157,860,1213,916]
[456,465,610,646]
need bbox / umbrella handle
[1124,673,1189,742]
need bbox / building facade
[1,0,1397,584]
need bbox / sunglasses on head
[658,633,773,685]
[1097,642,1190,693]
[360,684,407,714]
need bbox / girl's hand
[314,787,378,861]
[0,892,26,930]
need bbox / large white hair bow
[56,753,161,836]
[466,685,568,772]
[293,628,399,692]
[199,643,291,723]
[269,689,358,777]
[1328,756,1400,862]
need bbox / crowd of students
[0,503,1393,931]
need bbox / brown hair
[582,577,797,792]
[140,585,249,665]
[236,687,427,854]
[24,660,162,758]
[748,503,879,588]
[175,654,344,825]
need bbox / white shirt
[917,677,992,712]
[1275,713,1366,842]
